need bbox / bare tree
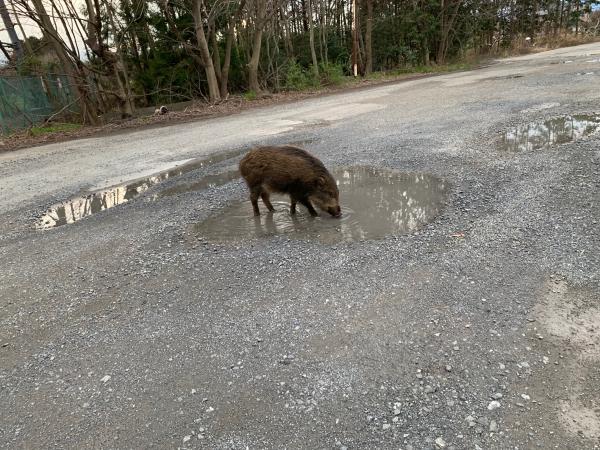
[351,0,357,76]
[82,0,134,117]
[247,0,267,93]
[15,0,101,124]
[364,0,372,74]
[437,0,462,64]
[307,0,319,78]
[220,0,247,97]
[191,0,221,102]
[0,0,22,59]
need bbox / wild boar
[239,145,341,218]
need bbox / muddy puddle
[37,149,246,229]
[502,114,600,151]
[192,167,448,243]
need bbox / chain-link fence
[0,74,76,134]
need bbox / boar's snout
[328,205,342,218]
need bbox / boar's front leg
[299,198,319,217]
[249,186,262,216]
[260,191,275,213]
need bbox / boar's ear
[316,176,327,187]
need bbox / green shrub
[319,62,346,85]
[284,60,318,91]
[243,90,257,101]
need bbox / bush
[319,62,345,85]
[243,90,257,101]
[284,60,319,91]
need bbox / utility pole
[0,0,23,60]
[351,0,358,77]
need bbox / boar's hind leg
[299,198,319,217]
[290,197,297,214]
[260,192,276,212]
[249,186,262,216]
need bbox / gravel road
[1,43,600,449]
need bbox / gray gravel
[1,43,600,449]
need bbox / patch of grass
[243,90,258,101]
[319,62,347,86]
[362,62,473,82]
[29,122,82,136]
[533,33,600,50]
[494,34,600,57]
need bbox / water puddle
[192,166,448,243]
[37,149,246,229]
[501,114,600,151]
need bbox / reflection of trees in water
[503,115,600,152]
[334,167,446,241]
[38,178,157,228]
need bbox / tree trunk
[0,0,23,59]
[50,0,78,56]
[30,0,100,125]
[0,41,10,60]
[12,5,34,56]
[220,0,247,97]
[575,0,580,34]
[64,0,93,61]
[191,0,221,102]
[364,0,373,74]
[357,7,365,75]
[564,0,572,32]
[437,0,461,64]
[280,4,294,56]
[86,0,134,117]
[321,0,329,64]
[300,0,309,31]
[558,0,565,32]
[437,0,446,63]
[248,0,267,93]
[210,23,222,85]
[221,22,236,98]
[120,0,143,72]
[307,0,320,78]
[351,0,358,76]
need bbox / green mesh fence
[0,74,75,134]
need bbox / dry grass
[504,32,600,56]
[535,32,600,49]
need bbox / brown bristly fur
[239,145,341,217]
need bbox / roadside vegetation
[0,0,598,140]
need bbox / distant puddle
[37,149,246,229]
[502,114,600,151]
[192,167,448,243]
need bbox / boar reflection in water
[194,167,448,243]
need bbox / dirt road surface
[1,43,600,449]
